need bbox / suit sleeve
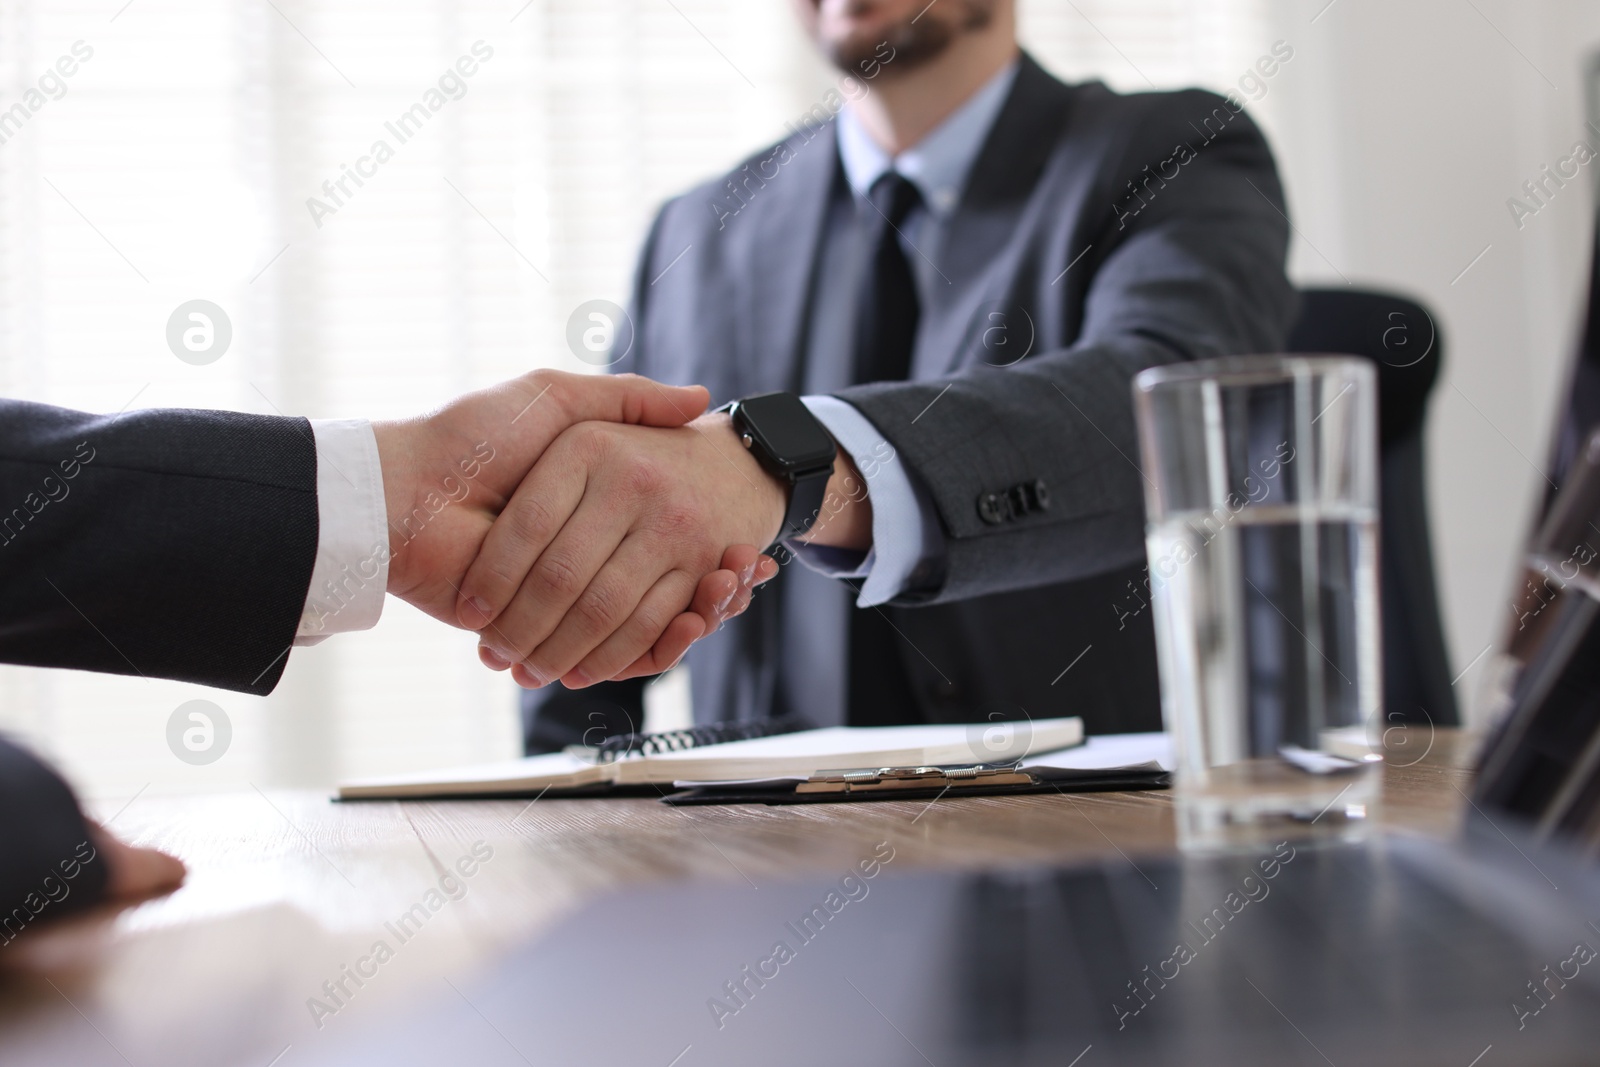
[835,90,1298,605]
[0,401,319,694]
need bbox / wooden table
[0,729,1480,1067]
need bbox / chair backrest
[1286,288,1458,726]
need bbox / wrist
[798,449,873,550]
[371,417,423,592]
[696,411,789,546]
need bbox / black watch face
[740,393,836,470]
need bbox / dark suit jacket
[524,55,1297,750]
[0,400,319,926]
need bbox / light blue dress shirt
[792,59,1020,607]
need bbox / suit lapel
[740,125,843,397]
[924,54,1080,377]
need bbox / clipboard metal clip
[795,761,1034,795]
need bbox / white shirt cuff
[788,395,944,608]
[294,419,389,644]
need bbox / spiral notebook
[336,717,1085,800]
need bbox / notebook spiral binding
[587,719,805,764]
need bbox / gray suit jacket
[524,55,1295,747]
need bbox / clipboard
[661,759,1169,806]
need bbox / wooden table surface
[0,728,1480,1067]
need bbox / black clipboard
[662,762,1169,806]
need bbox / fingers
[570,563,741,685]
[694,568,744,640]
[110,846,188,899]
[528,542,779,688]
[693,545,764,639]
[479,493,634,675]
[576,550,781,686]
[611,611,707,682]
[747,553,780,587]
[456,435,593,630]
[714,553,779,629]
[487,547,780,685]
[716,544,763,596]
[88,824,186,900]
[542,371,709,430]
[559,567,702,686]
[514,533,679,686]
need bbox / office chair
[1286,288,1458,726]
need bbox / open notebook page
[338,751,613,799]
[624,717,1084,784]
[672,729,1166,787]
[337,717,1084,799]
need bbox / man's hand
[372,371,772,678]
[88,822,186,901]
[456,410,792,689]
[0,825,184,972]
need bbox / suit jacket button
[1008,484,1031,516]
[978,492,1006,525]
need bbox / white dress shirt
[294,420,389,642]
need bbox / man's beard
[822,0,997,76]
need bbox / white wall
[1258,0,1600,721]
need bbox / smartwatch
[718,392,837,545]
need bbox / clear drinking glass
[1132,356,1384,850]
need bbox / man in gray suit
[451,0,1297,745]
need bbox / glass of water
[1132,356,1383,850]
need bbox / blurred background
[1,0,1596,799]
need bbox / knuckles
[631,599,669,640]
[645,503,718,570]
[532,552,586,600]
[619,449,667,498]
[504,494,557,553]
[523,368,568,420]
[563,420,622,465]
[572,581,625,632]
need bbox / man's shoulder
[1037,76,1273,191]
[1053,76,1253,137]
[655,121,837,237]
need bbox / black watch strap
[778,464,834,544]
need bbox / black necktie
[852,172,923,384]
[846,172,925,727]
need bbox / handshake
[370,370,861,689]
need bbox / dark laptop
[302,829,1599,1066]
